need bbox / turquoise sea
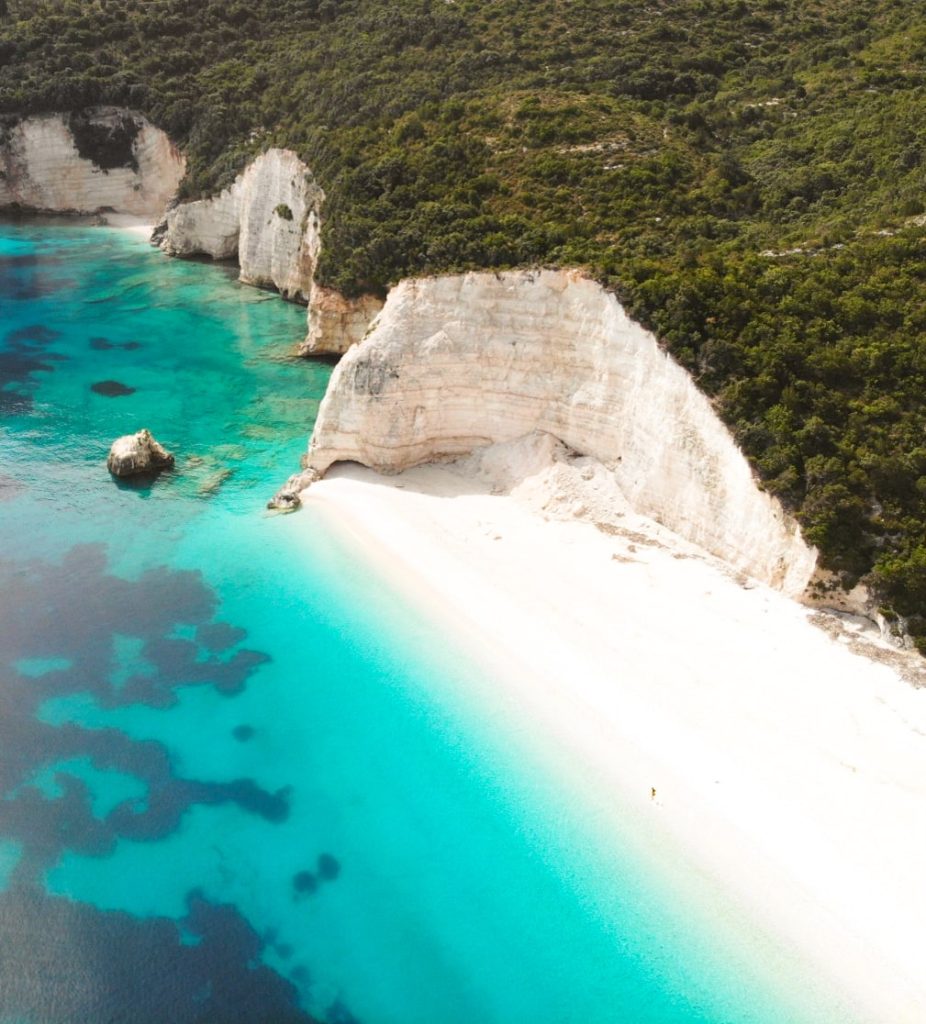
[0,219,853,1024]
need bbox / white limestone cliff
[302,269,817,595]
[300,284,384,355]
[0,114,374,347]
[158,148,324,302]
[159,148,381,336]
[0,109,184,219]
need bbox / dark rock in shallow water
[107,429,174,477]
[198,622,246,652]
[89,336,114,350]
[0,323,67,414]
[0,887,320,1024]
[232,725,256,742]
[292,871,318,895]
[122,340,142,350]
[7,324,61,345]
[91,379,136,397]
[317,853,341,881]
[326,997,361,1024]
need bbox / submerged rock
[317,853,340,881]
[91,379,136,397]
[197,466,232,497]
[292,871,317,895]
[107,428,174,477]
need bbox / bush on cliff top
[1,0,925,647]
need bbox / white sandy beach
[101,212,154,238]
[300,452,926,1023]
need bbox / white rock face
[305,269,817,595]
[301,284,384,355]
[159,149,324,301]
[0,109,184,219]
[107,429,174,477]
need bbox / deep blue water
[0,219,853,1024]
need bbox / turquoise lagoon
[0,220,850,1023]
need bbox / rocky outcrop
[269,467,318,511]
[158,149,324,302]
[107,429,174,477]
[299,284,384,356]
[0,109,184,219]
[804,568,913,649]
[158,148,380,345]
[0,107,376,353]
[302,269,817,595]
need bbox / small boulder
[107,429,174,477]
[267,468,320,511]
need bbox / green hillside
[2,0,925,647]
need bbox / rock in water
[107,429,174,477]
[267,468,320,511]
[91,379,136,397]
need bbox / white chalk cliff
[158,148,324,302]
[0,109,184,219]
[300,283,384,356]
[303,269,817,595]
[159,147,382,337]
[0,114,377,346]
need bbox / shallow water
[0,219,845,1024]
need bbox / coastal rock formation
[158,147,380,344]
[107,429,174,477]
[303,269,817,595]
[804,567,913,648]
[300,284,384,356]
[159,149,324,302]
[0,109,184,219]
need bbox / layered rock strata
[300,269,817,595]
[300,284,384,356]
[0,109,184,219]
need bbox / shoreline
[299,459,926,1023]
[99,212,155,237]
[0,209,156,246]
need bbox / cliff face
[300,284,384,356]
[159,149,323,302]
[160,148,382,337]
[157,146,381,329]
[304,269,816,595]
[0,116,377,348]
[0,109,184,219]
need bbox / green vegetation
[1,0,925,646]
[67,108,139,170]
[274,203,294,221]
